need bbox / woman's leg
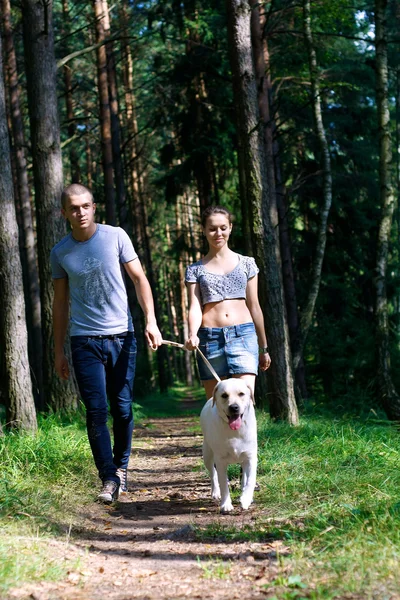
[202,378,219,400]
[232,373,256,394]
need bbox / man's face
[62,192,96,232]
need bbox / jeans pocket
[115,335,137,355]
[71,338,91,356]
[241,332,258,354]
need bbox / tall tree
[226,0,298,424]
[250,1,307,399]
[103,1,127,227]
[0,30,37,431]
[22,0,78,410]
[292,0,334,371]
[92,0,116,225]
[1,0,43,406]
[61,0,81,183]
[374,0,400,419]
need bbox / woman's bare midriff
[201,298,253,328]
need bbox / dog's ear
[212,382,220,406]
[246,384,255,405]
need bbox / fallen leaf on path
[67,572,80,584]
[132,569,157,578]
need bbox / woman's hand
[185,335,200,351]
[259,352,271,371]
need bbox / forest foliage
[0,0,400,427]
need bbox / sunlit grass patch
[0,412,94,591]
[195,412,400,597]
[0,412,95,527]
[0,535,83,594]
[197,556,232,580]
[0,384,201,592]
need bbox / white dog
[200,378,257,513]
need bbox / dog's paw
[239,494,253,510]
[220,500,234,513]
[211,489,221,501]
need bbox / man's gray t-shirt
[50,224,137,336]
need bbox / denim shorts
[197,322,258,380]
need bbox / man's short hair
[61,184,93,209]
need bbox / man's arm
[185,282,203,350]
[123,259,162,349]
[53,277,70,380]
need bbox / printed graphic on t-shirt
[79,257,113,312]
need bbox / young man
[51,183,162,502]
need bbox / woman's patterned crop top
[185,254,259,307]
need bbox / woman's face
[203,214,232,250]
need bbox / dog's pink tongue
[228,415,242,430]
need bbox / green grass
[0,384,202,593]
[195,411,400,598]
[0,410,94,594]
[3,391,400,597]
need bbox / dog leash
[161,339,221,383]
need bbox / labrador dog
[200,378,257,513]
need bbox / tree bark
[226,0,298,424]
[93,0,116,225]
[2,0,43,408]
[176,199,194,386]
[0,31,37,431]
[22,0,78,411]
[61,0,81,183]
[103,0,128,228]
[293,0,333,370]
[374,0,400,419]
[184,2,216,211]
[252,2,307,399]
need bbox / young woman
[185,205,271,399]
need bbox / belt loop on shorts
[234,324,241,336]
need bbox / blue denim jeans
[71,332,137,484]
[197,322,258,380]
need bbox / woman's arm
[246,275,271,371]
[185,282,203,350]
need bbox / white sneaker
[98,480,119,503]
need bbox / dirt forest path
[9,405,288,600]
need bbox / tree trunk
[176,199,194,387]
[61,0,81,183]
[0,31,37,431]
[140,193,170,392]
[251,3,307,399]
[93,0,116,225]
[184,4,216,211]
[120,4,143,249]
[22,0,78,411]
[2,0,43,408]
[374,0,400,419]
[103,0,128,228]
[292,0,333,370]
[226,0,298,424]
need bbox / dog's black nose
[229,403,240,414]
